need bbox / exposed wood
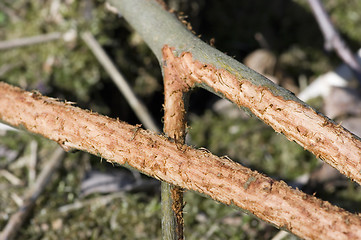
[1,82,361,239]
[108,0,361,185]
[162,45,361,185]
[161,51,189,239]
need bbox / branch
[0,82,361,239]
[81,30,185,237]
[161,49,190,239]
[307,0,361,83]
[0,147,65,240]
[107,0,361,185]
[0,32,62,50]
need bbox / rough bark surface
[161,44,189,240]
[108,0,361,185]
[1,82,361,239]
[161,45,361,185]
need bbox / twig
[0,170,23,185]
[161,50,189,239]
[0,32,62,50]
[0,147,65,240]
[307,0,361,83]
[0,2,20,22]
[28,141,38,185]
[81,32,159,132]
[58,192,125,213]
[108,0,361,187]
[1,82,361,239]
[271,230,290,240]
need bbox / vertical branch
[307,0,361,83]
[161,47,192,240]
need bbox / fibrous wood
[0,82,361,239]
[108,0,361,185]
[161,45,361,185]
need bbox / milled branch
[1,82,361,240]
[108,0,361,185]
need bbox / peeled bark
[108,0,361,185]
[161,41,189,240]
[1,82,361,239]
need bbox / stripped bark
[1,82,361,239]
[161,41,189,240]
[108,0,361,185]
[161,45,361,185]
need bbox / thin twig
[0,170,23,185]
[307,0,361,83]
[0,32,62,50]
[58,192,125,213]
[81,32,159,132]
[0,147,65,240]
[28,141,38,185]
[161,55,189,239]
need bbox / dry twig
[0,147,65,240]
[161,49,189,239]
[81,32,159,132]
[307,0,361,83]
[0,32,62,50]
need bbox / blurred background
[1,0,361,239]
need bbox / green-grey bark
[108,0,303,103]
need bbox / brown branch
[108,0,361,186]
[0,147,65,240]
[161,45,361,185]
[1,82,361,239]
[161,51,190,239]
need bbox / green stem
[161,183,183,240]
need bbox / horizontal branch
[0,32,62,50]
[109,0,361,185]
[0,82,360,240]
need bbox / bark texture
[1,82,361,239]
[161,45,361,185]
[108,0,361,185]
[161,43,189,240]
